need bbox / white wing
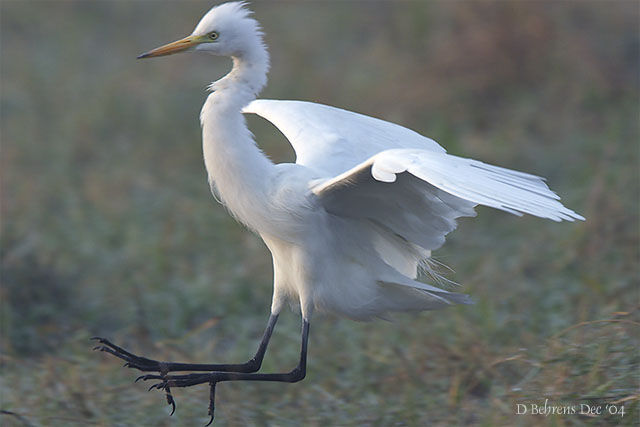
[243,99,445,176]
[243,99,584,256]
[314,148,584,221]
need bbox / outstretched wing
[243,99,445,176]
[314,148,583,219]
[243,99,584,255]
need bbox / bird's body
[94,2,584,421]
[194,7,465,320]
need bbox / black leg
[143,318,310,424]
[93,313,279,374]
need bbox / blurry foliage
[1,1,638,426]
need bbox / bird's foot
[92,337,180,415]
[92,337,226,423]
[92,314,285,424]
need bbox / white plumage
[96,2,584,420]
[146,2,583,320]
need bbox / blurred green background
[1,1,638,426]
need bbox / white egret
[93,2,584,423]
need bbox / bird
[92,2,584,423]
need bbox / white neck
[200,47,274,232]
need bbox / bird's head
[138,2,264,60]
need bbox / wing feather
[243,99,445,176]
[314,149,584,227]
[313,154,477,252]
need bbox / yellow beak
[138,35,203,59]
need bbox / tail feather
[378,265,473,308]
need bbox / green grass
[1,1,638,426]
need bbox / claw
[205,414,214,427]
[149,382,166,391]
[166,387,176,416]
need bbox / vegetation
[1,1,638,426]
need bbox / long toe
[166,388,176,416]
[149,382,167,391]
[206,381,217,426]
[136,374,163,383]
[90,338,163,371]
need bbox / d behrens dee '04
[93,2,584,423]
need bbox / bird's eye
[208,31,219,40]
